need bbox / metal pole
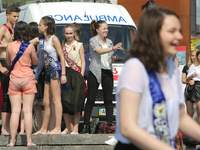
[0,0,2,13]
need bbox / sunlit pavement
[0,134,115,150]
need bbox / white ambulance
[0,1,137,124]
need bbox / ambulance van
[0,1,137,126]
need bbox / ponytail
[41,16,56,35]
[90,20,107,36]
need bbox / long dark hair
[141,0,158,10]
[90,20,106,36]
[41,16,56,35]
[14,21,30,42]
[28,22,41,40]
[128,8,180,72]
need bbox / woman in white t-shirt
[182,50,197,118]
[115,8,200,150]
[186,50,200,123]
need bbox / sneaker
[80,125,90,134]
[105,136,118,145]
[90,118,99,134]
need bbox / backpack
[98,122,116,134]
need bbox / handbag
[175,131,183,150]
[98,122,116,134]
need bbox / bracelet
[61,74,66,76]
[112,46,115,51]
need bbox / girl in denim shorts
[31,16,67,135]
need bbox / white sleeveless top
[64,40,82,67]
[44,35,58,62]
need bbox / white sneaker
[105,136,118,145]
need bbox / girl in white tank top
[44,35,58,62]
[30,16,67,135]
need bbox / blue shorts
[44,65,60,84]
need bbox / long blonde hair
[62,24,75,49]
[192,49,199,66]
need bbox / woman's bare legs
[186,101,194,118]
[61,113,71,134]
[196,101,200,124]
[70,115,74,132]
[71,112,80,134]
[33,104,43,130]
[48,80,62,134]
[1,113,11,135]
[48,102,55,131]
[7,95,22,147]
[19,108,25,135]
[23,94,36,146]
[33,84,51,135]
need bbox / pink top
[8,41,34,78]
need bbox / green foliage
[1,0,60,9]
[2,0,26,8]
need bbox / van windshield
[56,24,136,63]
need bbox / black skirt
[61,67,85,114]
[184,84,193,101]
[191,81,200,102]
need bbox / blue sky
[197,0,200,24]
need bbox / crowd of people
[0,4,123,147]
[1,1,200,149]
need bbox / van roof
[19,2,136,26]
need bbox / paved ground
[1,133,200,150]
[0,134,115,150]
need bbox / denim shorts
[44,65,60,84]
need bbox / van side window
[56,24,136,63]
